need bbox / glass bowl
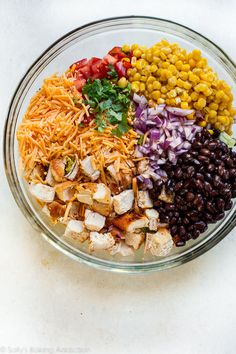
[4,16,236,272]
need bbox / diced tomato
[89,57,101,65]
[74,78,86,90]
[91,59,108,78]
[73,58,88,69]
[122,60,132,70]
[79,65,92,80]
[103,54,118,65]
[108,46,126,60]
[114,61,126,77]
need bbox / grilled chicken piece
[125,232,144,250]
[89,231,115,251]
[112,212,148,232]
[81,156,100,181]
[110,241,135,256]
[45,167,56,186]
[50,159,65,182]
[158,186,174,204]
[69,201,81,220]
[76,183,97,205]
[31,164,46,180]
[93,183,111,204]
[84,209,106,231]
[107,165,119,183]
[91,201,112,217]
[137,191,153,209]
[29,183,55,203]
[137,159,149,175]
[108,225,124,239]
[64,220,89,243]
[145,209,159,231]
[113,190,134,215]
[47,201,66,219]
[55,181,77,202]
[145,228,173,256]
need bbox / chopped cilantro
[73,98,78,105]
[82,78,132,136]
[107,64,118,79]
[78,122,85,127]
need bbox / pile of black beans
[150,129,236,246]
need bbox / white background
[0,1,236,353]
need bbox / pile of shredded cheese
[17,74,138,182]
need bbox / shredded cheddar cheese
[17,74,138,186]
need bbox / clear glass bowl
[4,16,236,272]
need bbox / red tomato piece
[73,58,88,69]
[103,54,117,65]
[122,60,132,70]
[108,46,126,60]
[74,78,86,91]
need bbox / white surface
[0,1,236,353]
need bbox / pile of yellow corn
[123,40,235,134]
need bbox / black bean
[193,159,201,166]
[192,140,202,150]
[216,198,225,212]
[179,226,186,237]
[192,229,201,239]
[220,188,232,199]
[214,212,225,221]
[170,225,178,235]
[165,204,175,211]
[208,141,218,150]
[208,164,215,173]
[174,182,183,191]
[174,167,183,179]
[204,181,213,194]
[194,221,207,232]
[205,173,213,182]
[196,173,204,181]
[186,166,195,178]
[186,192,195,202]
[182,217,189,225]
[195,179,204,190]
[200,148,210,157]
[229,169,236,179]
[225,200,233,211]
[206,201,216,214]
[176,240,186,247]
[213,175,222,188]
[225,157,234,168]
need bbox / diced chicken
[91,201,112,217]
[112,212,149,232]
[146,228,174,257]
[68,201,81,220]
[64,220,88,243]
[125,232,144,250]
[145,209,159,231]
[107,164,119,182]
[65,159,79,181]
[138,190,153,209]
[108,225,124,239]
[89,231,115,251]
[31,164,45,180]
[29,183,55,203]
[137,159,149,175]
[93,183,111,204]
[42,204,50,217]
[76,183,97,205]
[81,156,100,181]
[84,209,106,231]
[50,159,65,182]
[113,190,134,215]
[47,201,66,219]
[110,241,135,256]
[55,181,77,202]
[158,186,174,204]
[45,167,56,186]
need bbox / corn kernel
[209,110,217,118]
[161,86,168,94]
[167,89,177,98]
[131,82,140,92]
[117,77,128,88]
[133,73,141,81]
[146,76,156,84]
[197,98,206,109]
[131,43,139,50]
[168,64,178,75]
[170,55,178,64]
[182,64,190,72]
[122,44,130,53]
[199,121,207,127]
[177,78,184,88]
[150,64,158,73]
[157,98,165,104]
[151,90,161,100]
[147,84,153,92]
[133,49,142,58]
[181,102,188,109]
[176,60,183,70]
[191,92,199,101]
[218,115,227,124]
[189,58,196,68]
[179,71,188,81]
[183,81,192,90]
[153,81,161,90]
[139,83,146,92]
[168,77,177,87]
[192,49,201,61]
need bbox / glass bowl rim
[3,15,236,273]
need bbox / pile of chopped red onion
[133,94,202,188]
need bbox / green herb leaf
[65,157,75,174]
[137,135,144,145]
[73,98,78,105]
[107,64,118,79]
